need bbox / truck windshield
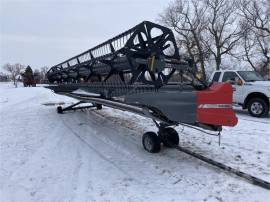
[237,71,264,82]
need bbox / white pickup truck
[209,70,270,117]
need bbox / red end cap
[197,83,238,127]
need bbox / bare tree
[241,23,257,70]
[204,0,242,70]
[240,0,270,36]
[40,66,49,80]
[239,0,270,77]
[2,63,25,85]
[159,0,209,80]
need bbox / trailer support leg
[57,101,100,114]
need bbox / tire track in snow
[0,91,47,111]
[61,110,240,190]
[92,107,270,177]
[1,124,76,201]
[59,111,220,201]
[59,116,150,202]
[80,108,270,189]
[60,117,135,180]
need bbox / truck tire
[247,98,269,117]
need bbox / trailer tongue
[46,21,237,153]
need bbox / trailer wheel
[142,132,161,153]
[57,106,63,114]
[96,104,102,110]
[159,127,179,148]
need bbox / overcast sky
[0,0,172,69]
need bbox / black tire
[142,132,161,153]
[247,98,269,118]
[96,104,102,110]
[159,127,179,148]
[57,106,63,114]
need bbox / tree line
[1,63,48,84]
[159,0,269,79]
[2,0,269,83]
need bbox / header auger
[46,21,237,153]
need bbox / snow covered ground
[0,82,269,202]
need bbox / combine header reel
[46,21,238,153]
[47,21,191,88]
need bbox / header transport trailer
[46,21,238,153]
